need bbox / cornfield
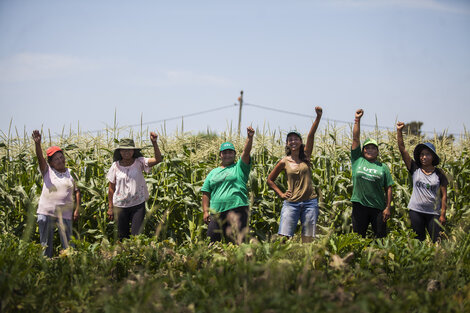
[1,125,469,312]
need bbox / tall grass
[1,124,469,312]
[0,124,469,244]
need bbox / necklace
[421,167,435,175]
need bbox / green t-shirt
[201,158,251,213]
[350,146,394,210]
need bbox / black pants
[116,202,146,239]
[352,202,387,238]
[409,210,441,242]
[207,206,249,244]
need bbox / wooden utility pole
[238,90,243,135]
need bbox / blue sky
[1,0,469,139]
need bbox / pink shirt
[37,165,76,220]
[106,157,151,208]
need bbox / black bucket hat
[113,138,144,162]
[413,142,440,167]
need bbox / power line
[245,102,390,129]
[38,100,463,138]
[86,104,236,135]
[128,104,235,128]
[244,102,462,137]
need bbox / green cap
[362,138,379,149]
[286,130,302,141]
[220,142,235,152]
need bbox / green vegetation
[1,126,469,312]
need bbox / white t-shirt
[106,157,151,208]
[408,161,448,215]
[37,165,76,220]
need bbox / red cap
[46,146,62,157]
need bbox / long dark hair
[285,143,312,167]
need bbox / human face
[49,152,66,172]
[419,148,434,167]
[363,144,378,162]
[220,149,236,166]
[119,149,135,161]
[286,134,302,151]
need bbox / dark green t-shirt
[201,158,251,213]
[351,146,394,210]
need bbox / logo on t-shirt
[416,180,437,192]
[358,166,381,181]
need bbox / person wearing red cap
[32,130,80,257]
[397,122,448,242]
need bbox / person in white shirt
[32,130,80,257]
[107,133,162,240]
[397,122,448,242]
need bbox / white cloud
[0,53,97,82]
[331,0,470,15]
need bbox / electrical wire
[49,102,461,138]
[243,102,460,137]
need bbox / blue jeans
[278,198,319,237]
[37,214,73,257]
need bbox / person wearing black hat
[267,106,322,243]
[397,122,448,242]
[350,109,394,238]
[106,132,162,240]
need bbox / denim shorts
[278,198,319,237]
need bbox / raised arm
[351,109,363,150]
[266,159,291,200]
[304,106,322,158]
[396,122,412,171]
[32,130,47,175]
[241,126,255,165]
[147,131,163,167]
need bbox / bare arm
[241,126,255,165]
[147,132,163,167]
[382,185,392,222]
[304,106,322,158]
[73,182,81,221]
[266,159,291,199]
[32,130,47,175]
[107,182,115,220]
[352,109,363,150]
[202,192,211,224]
[439,185,447,224]
[396,122,412,171]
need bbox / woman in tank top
[397,122,448,242]
[267,107,322,243]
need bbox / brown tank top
[285,158,317,202]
